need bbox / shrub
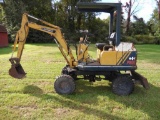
[154,36,160,44]
[121,36,138,44]
[134,35,155,44]
[121,35,159,44]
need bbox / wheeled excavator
[9,2,149,96]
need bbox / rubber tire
[54,75,75,95]
[112,76,134,96]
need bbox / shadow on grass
[23,82,160,119]
[23,85,43,95]
[23,83,121,119]
[73,82,160,119]
[0,45,12,55]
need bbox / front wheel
[112,75,134,96]
[54,75,75,95]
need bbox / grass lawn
[0,44,160,120]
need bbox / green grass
[0,44,160,120]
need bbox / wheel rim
[118,82,130,91]
[60,81,71,92]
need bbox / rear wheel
[54,75,75,95]
[112,75,134,96]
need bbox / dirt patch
[54,108,71,118]
[10,105,37,118]
[138,61,160,70]
[11,105,37,110]
[42,60,65,64]
[111,106,122,113]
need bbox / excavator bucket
[131,71,149,89]
[9,58,26,79]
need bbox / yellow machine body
[98,50,132,65]
[77,43,89,62]
[100,51,123,65]
[8,13,149,95]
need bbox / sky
[97,0,157,22]
[0,0,4,3]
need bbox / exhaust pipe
[9,58,26,79]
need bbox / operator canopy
[77,2,121,12]
[77,2,122,46]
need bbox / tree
[22,0,54,22]
[155,0,160,34]
[2,0,55,42]
[148,8,159,35]
[122,0,142,35]
[131,15,148,35]
[155,0,160,20]
[0,0,27,42]
[0,4,5,24]
[1,0,109,43]
[148,7,160,44]
[52,0,101,41]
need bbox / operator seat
[95,32,116,51]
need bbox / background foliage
[0,0,159,44]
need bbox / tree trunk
[126,0,132,35]
[158,0,160,20]
[77,14,82,30]
[157,0,160,33]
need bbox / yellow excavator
[9,2,149,96]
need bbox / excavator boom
[9,13,76,79]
